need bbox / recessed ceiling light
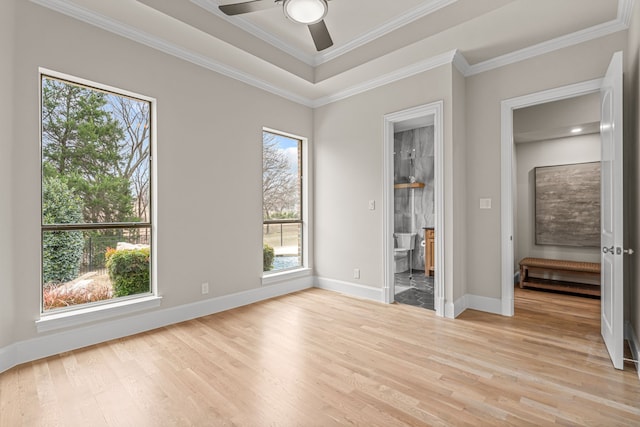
[570,127,583,133]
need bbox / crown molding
[30,0,315,107]
[312,50,459,108]
[191,0,315,65]
[465,0,633,77]
[619,0,635,27]
[191,0,634,71]
[451,50,470,76]
[29,0,633,107]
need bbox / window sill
[36,295,162,333]
[262,268,312,286]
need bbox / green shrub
[263,244,274,272]
[106,248,150,297]
[42,177,85,284]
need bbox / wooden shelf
[394,182,425,189]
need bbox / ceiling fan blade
[308,20,333,51]
[219,0,278,16]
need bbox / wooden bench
[519,257,601,297]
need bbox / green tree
[111,96,151,222]
[42,77,134,223]
[42,177,85,284]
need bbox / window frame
[262,127,311,280]
[38,68,159,323]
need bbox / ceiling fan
[219,0,334,51]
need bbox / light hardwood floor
[1,287,639,426]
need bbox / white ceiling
[513,92,601,143]
[31,0,630,106]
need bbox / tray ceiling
[31,0,628,106]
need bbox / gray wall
[314,65,460,305]
[7,0,313,344]
[452,66,468,303]
[0,0,15,349]
[314,33,625,308]
[464,31,626,299]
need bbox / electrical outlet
[368,200,375,210]
[353,268,360,279]
[201,282,209,295]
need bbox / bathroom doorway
[393,125,434,310]
[383,102,444,316]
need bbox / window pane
[41,73,153,312]
[263,132,301,221]
[41,76,151,225]
[42,227,151,311]
[263,223,302,272]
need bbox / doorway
[499,79,603,316]
[392,124,434,310]
[511,93,602,319]
[502,53,627,370]
[383,101,445,316]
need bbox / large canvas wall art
[535,161,600,247]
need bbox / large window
[40,71,154,312]
[263,129,304,273]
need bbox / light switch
[368,200,375,210]
[480,198,492,209]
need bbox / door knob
[603,246,614,254]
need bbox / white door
[600,51,624,370]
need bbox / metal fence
[79,228,151,276]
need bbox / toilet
[394,233,416,273]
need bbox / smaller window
[263,130,304,273]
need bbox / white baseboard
[0,342,18,374]
[445,300,458,318]
[467,294,503,315]
[314,276,384,302]
[625,321,640,380]
[0,277,312,374]
[447,294,503,318]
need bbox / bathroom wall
[394,126,435,270]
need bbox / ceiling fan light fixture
[283,0,328,25]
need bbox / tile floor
[394,269,434,310]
